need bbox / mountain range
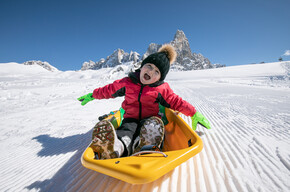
[21,30,225,72]
[81,30,225,71]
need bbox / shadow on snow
[26,128,111,191]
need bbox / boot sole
[92,120,118,159]
[134,117,165,153]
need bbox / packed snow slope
[0,62,289,192]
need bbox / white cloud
[283,50,290,56]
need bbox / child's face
[140,63,161,85]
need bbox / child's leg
[133,116,165,153]
[116,118,139,156]
[91,120,124,159]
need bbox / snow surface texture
[0,62,289,192]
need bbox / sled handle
[131,151,168,158]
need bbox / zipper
[138,85,145,120]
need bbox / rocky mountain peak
[173,30,187,44]
[171,30,193,65]
[142,43,161,60]
[81,48,141,70]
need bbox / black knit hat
[141,44,177,81]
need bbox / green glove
[191,112,211,130]
[78,93,95,106]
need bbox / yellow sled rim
[81,108,203,184]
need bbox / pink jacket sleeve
[163,84,197,117]
[92,78,127,99]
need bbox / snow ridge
[23,60,59,72]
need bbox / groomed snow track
[0,62,289,192]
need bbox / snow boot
[133,116,165,154]
[92,120,124,159]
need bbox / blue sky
[0,0,289,71]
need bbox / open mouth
[144,73,151,80]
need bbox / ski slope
[0,62,289,192]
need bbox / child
[78,44,211,159]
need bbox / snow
[0,62,50,75]
[0,61,289,192]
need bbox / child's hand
[191,112,211,130]
[78,93,95,106]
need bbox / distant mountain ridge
[23,60,59,72]
[21,30,224,72]
[81,30,225,71]
[81,49,140,71]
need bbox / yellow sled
[81,108,203,184]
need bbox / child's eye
[155,70,159,75]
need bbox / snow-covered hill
[0,62,289,192]
[23,60,59,72]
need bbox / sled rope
[131,151,168,157]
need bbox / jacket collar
[128,69,164,87]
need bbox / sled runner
[81,108,203,184]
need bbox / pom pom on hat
[158,44,177,64]
[141,44,177,81]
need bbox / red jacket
[93,71,196,120]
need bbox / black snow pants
[116,118,145,156]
